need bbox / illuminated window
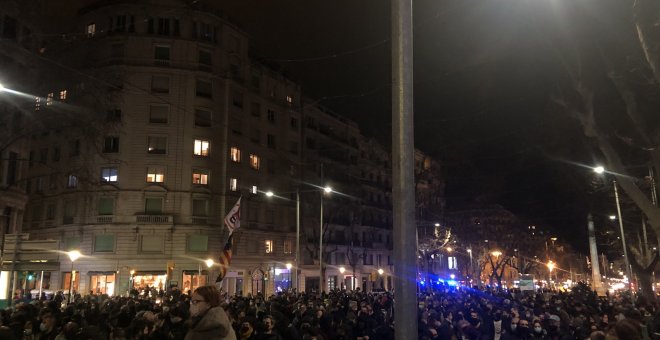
[229,178,238,191]
[147,136,167,154]
[192,168,209,185]
[448,257,457,270]
[66,175,78,188]
[286,95,293,104]
[46,93,54,106]
[249,154,260,170]
[284,240,292,254]
[265,240,273,254]
[59,90,67,100]
[35,97,41,111]
[101,167,118,182]
[193,139,210,157]
[250,185,257,194]
[146,167,165,183]
[230,147,241,162]
[86,23,96,36]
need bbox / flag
[216,234,234,284]
[217,197,241,284]
[224,197,241,235]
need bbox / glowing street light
[609,215,616,220]
[377,268,384,275]
[339,266,346,274]
[0,83,4,92]
[323,186,333,193]
[434,223,440,227]
[205,259,214,268]
[594,166,605,174]
[265,191,274,197]
[491,251,502,257]
[446,247,453,252]
[67,250,81,303]
[547,261,555,272]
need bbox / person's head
[263,315,275,333]
[190,286,221,317]
[518,319,530,332]
[532,321,543,334]
[40,311,56,332]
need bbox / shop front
[89,272,116,296]
[131,271,167,292]
[181,270,208,294]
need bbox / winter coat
[185,307,237,340]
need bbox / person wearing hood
[185,286,236,340]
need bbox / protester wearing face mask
[38,311,58,340]
[530,321,545,339]
[185,286,236,340]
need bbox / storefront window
[182,271,208,293]
[62,271,80,292]
[90,273,116,296]
[132,273,167,292]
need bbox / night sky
[47,0,640,251]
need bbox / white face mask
[40,323,48,332]
[534,327,543,333]
[511,325,517,331]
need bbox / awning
[134,271,167,276]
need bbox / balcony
[135,215,173,224]
[96,215,114,224]
[191,216,208,225]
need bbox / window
[147,136,167,154]
[86,23,96,36]
[46,203,56,220]
[198,50,212,69]
[193,139,210,157]
[145,197,163,214]
[154,45,170,64]
[66,175,78,188]
[286,95,293,105]
[267,134,276,149]
[230,117,242,135]
[194,109,212,127]
[250,129,260,144]
[49,173,58,190]
[250,185,257,194]
[39,148,48,164]
[196,80,212,98]
[63,200,76,224]
[267,159,276,175]
[232,91,243,108]
[188,235,208,252]
[69,140,80,157]
[46,93,53,106]
[229,178,238,191]
[267,109,276,123]
[284,240,293,254]
[290,117,298,130]
[151,76,169,93]
[59,90,67,101]
[289,141,298,155]
[35,177,44,192]
[146,167,165,183]
[265,240,273,254]
[35,97,41,111]
[103,136,119,153]
[52,147,60,162]
[448,257,457,270]
[101,167,118,182]
[230,147,241,162]
[94,235,115,252]
[249,154,260,170]
[251,102,261,117]
[336,252,346,265]
[173,19,180,36]
[149,105,168,124]
[31,205,42,221]
[192,199,208,216]
[98,197,114,215]
[192,169,209,185]
[107,109,122,122]
[157,17,170,35]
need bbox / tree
[551,0,660,299]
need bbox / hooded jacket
[185,306,237,340]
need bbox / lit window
[448,257,457,270]
[86,23,96,36]
[193,139,210,157]
[101,167,118,182]
[67,175,78,188]
[230,147,241,162]
[286,95,293,104]
[46,93,54,106]
[249,154,260,170]
[265,240,273,254]
[146,167,165,183]
[59,90,67,100]
[250,185,257,194]
[284,240,292,254]
[192,168,209,185]
[229,178,238,191]
[35,97,41,111]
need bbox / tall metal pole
[587,213,604,295]
[613,180,633,292]
[319,163,324,293]
[295,191,300,292]
[392,0,417,337]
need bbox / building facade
[7,0,445,299]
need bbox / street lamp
[205,259,214,268]
[319,186,332,292]
[593,166,634,291]
[446,247,453,253]
[491,251,502,257]
[547,260,555,289]
[286,263,292,289]
[67,250,81,303]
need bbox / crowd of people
[0,282,658,339]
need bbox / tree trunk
[637,268,654,300]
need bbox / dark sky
[47,0,638,251]
[214,0,634,250]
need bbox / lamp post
[339,266,346,289]
[319,186,332,293]
[594,166,634,292]
[205,259,214,287]
[67,250,81,303]
[547,260,555,289]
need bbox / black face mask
[470,317,480,326]
[493,314,502,321]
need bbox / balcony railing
[96,215,114,224]
[191,216,208,225]
[135,215,173,224]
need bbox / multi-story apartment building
[7,0,445,298]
